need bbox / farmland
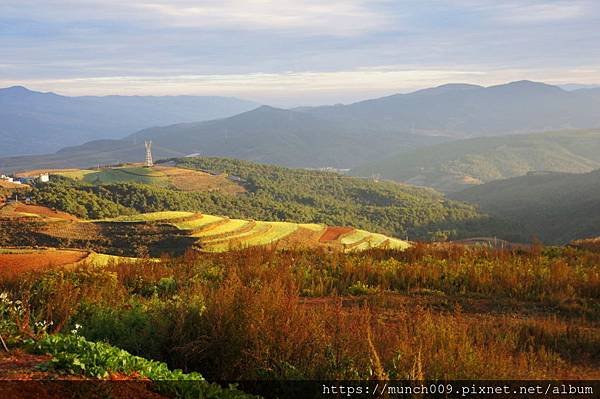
[18,164,246,194]
[0,247,142,279]
[101,211,411,253]
[0,204,410,256]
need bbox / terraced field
[0,248,142,277]
[162,212,410,252]
[0,203,78,221]
[1,205,410,256]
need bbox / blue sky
[1,0,599,106]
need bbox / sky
[1,0,600,107]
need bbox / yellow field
[298,223,326,232]
[240,222,298,246]
[90,211,410,253]
[192,218,250,237]
[171,214,224,230]
[97,211,195,223]
[77,252,148,266]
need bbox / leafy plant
[31,333,256,398]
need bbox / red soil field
[318,226,353,242]
[0,250,88,277]
[12,204,78,221]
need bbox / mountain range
[0,86,258,156]
[352,129,600,192]
[2,80,600,172]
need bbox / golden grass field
[16,165,245,194]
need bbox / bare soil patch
[0,249,88,277]
[319,226,353,242]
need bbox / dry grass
[1,245,598,381]
[155,166,246,194]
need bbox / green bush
[31,333,256,398]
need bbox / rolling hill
[0,85,259,157]
[352,129,600,192]
[3,81,600,171]
[0,203,409,256]
[16,157,520,242]
[17,164,245,194]
[451,169,600,243]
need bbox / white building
[39,173,50,183]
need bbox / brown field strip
[319,226,354,242]
[0,204,78,221]
[0,249,89,277]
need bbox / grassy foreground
[1,243,598,385]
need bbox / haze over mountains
[353,129,600,192]
[2,81,600,172]
[0,85,259,156]
[452,169,600,243]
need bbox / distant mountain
[451,169,600,243]
[0,106,444,172]
[300,80,600,137]
[351,130,600,192]
[0,86,259,156]
[560,83,600,91]
[3,80,600,171]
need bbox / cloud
[141,0,392,34]
[0,0,394,36]
[493,1,588,23]
[1,1,600,105]
[3,65,600,107]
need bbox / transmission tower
[144,141,153,167]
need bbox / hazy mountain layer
[352,130,600,192]
[452,169,600,243]
[3,81,600,171]
[0,86,259,156]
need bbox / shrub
[31,333,256,398]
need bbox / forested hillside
[28,158,519,241]
[353,130,600,192]
[452,169,600,243]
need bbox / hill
[0,85,259,157]
[451,169,600,243]
[4,80,600,171]
[21,157,519,242]
[0,203,409,256]
[352,129,600,192]
[17,164,245,194]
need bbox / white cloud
[141,0,391,34]
[3,65,600,107]
[496,2,586,23]
[0,0,393,36]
